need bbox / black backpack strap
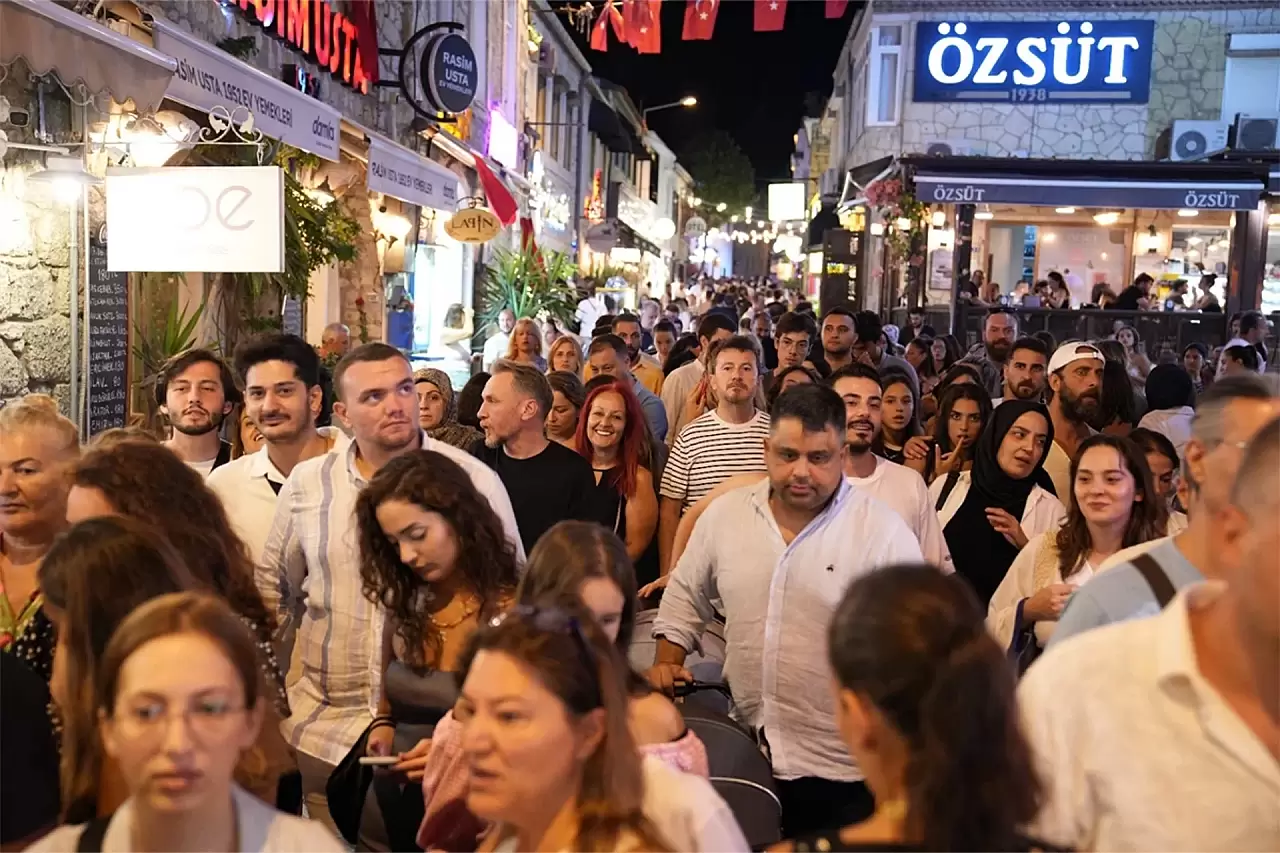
[934,470,961,512]
[76,815,112,852]
[211,440,233,472]
[1132,553,1176,608]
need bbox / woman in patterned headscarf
[414,368,484,454]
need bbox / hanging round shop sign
[445,207,502,243]
[423,32,478,116]
[684,216,708,238]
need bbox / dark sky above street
[548,1,856,186]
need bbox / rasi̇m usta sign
[228,0,379,95]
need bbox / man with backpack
[1049,374,1279,647]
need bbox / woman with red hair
[575,380,660,586]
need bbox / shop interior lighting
[1043,232,1057,243]
[1186,235,1204,246]
[27,154,100,203]
[1269,212,1280,227]
[1177,209,1199,217]
[1092,211,1121,226]
[975,206,994,220]
[1055,207,1076,214]
[930,210,946,228]
[1143,224,1161,254]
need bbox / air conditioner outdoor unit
[1230,114,1280,152]
[924,140,974,157]
[1168,120,1229,161]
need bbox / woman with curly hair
[354,450,519,852]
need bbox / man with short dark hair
[588,334,668,441]
[901,306,927,345]
[660,312,737,441]
[477,359,597,554]
[753,310,778,372]
[850,310,919,397]
[962,309,1019,397]
[1112,272,1154,310]
[997,337,1050,405]
[1043,341,1105,499]
[1237,310,1269,371]
[156,348,240,477]
[584,312,665,396]
[650,383,922,838]
[258,343,521,830]
[1023,414,1280,851]
[820,306,857,372]
[761,312,818,395]
[209,334,343,561]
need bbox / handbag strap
[934,470,961,511]
[1131,552,1176,608]
[76,815,112,853]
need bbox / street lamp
[642,96,697,121]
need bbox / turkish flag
[682,0,718,40]
[753,0,786,31]
[473,157,518,227]
[635,0,662,53]
[621,0,641,47]
[591,1,626,51]
[824,0,849,18]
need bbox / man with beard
[649,384,922,837]
[962,309,1019,398]
[1043,342,1106,499]
[155,349,240,477]
[258,343,521,831]
[658,335,771,575]
[587,334,668,442]
[996,337,1050,406]
[475,360,597,555]
[820,306,857,372]
[209,334,346,562]
[583,313,664,395]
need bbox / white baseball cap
[1048,342,1105,374]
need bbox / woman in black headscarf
[935,400,1067,605]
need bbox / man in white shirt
[1021,418,1280,852]
[155,349,238,477]
[481,308,516,371]
[1043,342,1104,499]
[828,364,952,572]
[258,343,522,833]
[208,334,344,563]
[1051,374,1280,646]
[660,313,737,442]
[649,384,923,838]
[658,335,770,574]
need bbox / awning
[151,19,341,162]
[807,204,841,249]
[0,0,176,113]
[366,135,460,212]
[913,172,1263,211]
[589,98,643,155]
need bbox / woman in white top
[933,400,1065,606]
[988,434,1166,650]
[1135,364,1196,460]
[31,592,341,852]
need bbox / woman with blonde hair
[548,335,584,376]
[0,395,78,683]
[505,318,547,371]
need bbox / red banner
[753,0,786,32]
[682,0,719,40]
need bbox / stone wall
[845,5,1280,169]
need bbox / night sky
[548,1,857,186]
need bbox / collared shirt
[661,359,705,442]
[632,382,669,442]
[849,457,952,573]
[1021,583,1280,851]
[257,433,523,764]
[1049,535,1203,648]
[208,428,346,564]
[584,353,665,396]
[654,478,924,781]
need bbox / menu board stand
[86,239,130,436]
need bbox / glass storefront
[410,210,474,385]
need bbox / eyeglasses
[490,605,603,710]
[110,697,249,748]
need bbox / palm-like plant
[478,245,578,333]
[131,294,207,387]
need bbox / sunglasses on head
[489,604,603,709]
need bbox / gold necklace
[428,597,479,643]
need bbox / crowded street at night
[1,0,1279,850]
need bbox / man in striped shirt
[658,334,770,574]
[257,343,522,832]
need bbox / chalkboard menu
[87,239,129,436]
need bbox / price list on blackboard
[87,240,129,436]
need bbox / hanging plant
[866,178,927,267]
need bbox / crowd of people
[0,276,1277,852]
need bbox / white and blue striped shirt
[257,432,523,765]
[653,477,923,781]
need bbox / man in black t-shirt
[1112,273,1154,310]
[475,359,599,554]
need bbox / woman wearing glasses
[29,592,341,852]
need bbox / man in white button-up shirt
[209,334,345,563]
[257,344,522,833]
[649,384,923,838]
[1021,417,1280,852]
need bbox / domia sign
[914,20,1155,104]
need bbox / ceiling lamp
[1177,209,1199,217]
[1055,206,1076,214]
[975,205,994,220]
[27,154,101,203]
[1093,211,1121,226]
[930,210,946,228]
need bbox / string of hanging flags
[589,0,851,52]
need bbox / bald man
[320,323,351,361]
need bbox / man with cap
[1043,342,1105,499]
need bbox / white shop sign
[105,166,285,273]
[152,20,341,162]
[367,137,459,211]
